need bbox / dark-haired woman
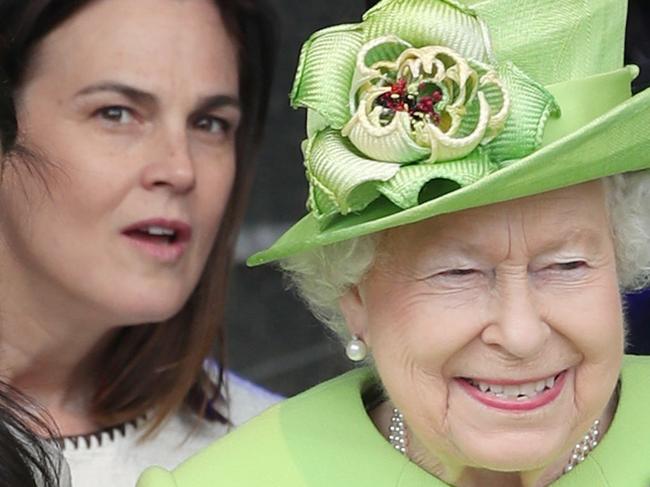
[0,382,70,487]
[0,0,278,485]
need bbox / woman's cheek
[539,278,623,357]
[378,291,487,371]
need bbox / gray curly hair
[281,171,650,339]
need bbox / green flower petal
[477,70,510,141]
[297,0,562,226]
[291,24,365,129]
[424,92,491,162]
[305,129,401,222]
[343,106,430,163]
[484,62,559,163]
[349,36,413,114]
[378,148,498,208]
[363,0,490,62]
[362,36,412,68]
[307,184,337,221]
[306,109,329,138]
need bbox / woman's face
[342,181,623,473]
[0,0,239,326]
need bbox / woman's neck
[0,234,125,434]
[0,254,116,435]
[0,315,114,435]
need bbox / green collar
[138,355,650,487]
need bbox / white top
[61,372,280,487]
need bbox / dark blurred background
[225,0,650,397]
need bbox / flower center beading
[376,78,443,126]
[341,39,512,165]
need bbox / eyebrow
[75,82,156,106]
[74,82,241,113]
[195,94,241,113]
[536,228,605,255]
[410,226,605,262]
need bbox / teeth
[503,385,519,397]
[468,373,559,400]
[146,226,175,236]
[490,384,504,394]
[520,382,536,397]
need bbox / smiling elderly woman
[138,0,650,486]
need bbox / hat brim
[248,87,650,266]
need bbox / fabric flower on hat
[292,0,559,226]
[342,38,509,164]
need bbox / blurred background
[226,0,650,397]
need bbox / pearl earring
[345,335,368,361]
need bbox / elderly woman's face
[343,181,623,472]
[0,0,239,325]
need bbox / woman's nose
[480,279,551,359]
[140,130,196,193]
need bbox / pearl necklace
[388,408,600,473]
[563,419,600,473]
[388,408,407,454]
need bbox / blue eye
[97,106,134,123]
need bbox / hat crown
[466,0,627,85]
[248,0,650,266]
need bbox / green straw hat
[249,0,650,266]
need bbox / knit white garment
[61,372,280,487]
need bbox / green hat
[248,0,650,266]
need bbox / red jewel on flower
[415,96,434,113]
[377,80,442,124]
[378,78,410,111]
[391,78,407,94]
[409,90,442,125]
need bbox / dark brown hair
[0,381,64,487]
[0,0,276,433]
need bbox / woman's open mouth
[457,370,568,411]
[121,219,192,263]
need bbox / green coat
[138,355,650,486]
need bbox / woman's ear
[339,284,371,345]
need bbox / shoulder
[181,370,369,484]
[137,369,401,487]
[66,370,279,487]
[575,354,650,486]
[63,413,226,487]
[615,354,650,430]
[225,371,283,425]
[621,353,650,378]
[203,359,282,425]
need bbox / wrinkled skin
[341,181,622,487]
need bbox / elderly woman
[139,0,650,485]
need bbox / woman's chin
[98,286,194,326]
[451,433,567,473]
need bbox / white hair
[281,172,650,339]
